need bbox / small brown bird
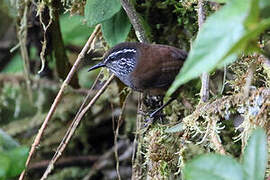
[88,42,187,117]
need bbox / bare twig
[197,0,205,28]
[200,73,210,102]
[34,34,101,179]
[40,74,114,180]
[244,62,256,97]
[131,93,144,180]
[114,118,121,180]
[261,55,270,81]
[19,24,101,180]
[131,96,141,165]
[114,92,131,180]
[220,66,227,94]
[198,0,210,102]
[120,0,149,43]
[38,69,104,178]
[17,0,33,101]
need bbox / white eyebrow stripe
[104,48,136,64]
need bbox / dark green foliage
[84,0,121,27]
[136,0,198,49]
[167,0,270,96]
[85,0,131,47]
[101,8,131,47]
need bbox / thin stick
[197,0,205,32]
[131,93,144,180]
[18,1,33,101]
[114,92,131,180]
[220,66,227,94]
[18,24,101,180]
[120,0,149,43]
[244,63,256,97]
[40,74,115,180]
[38,70,103,178]
[198,0,210,103]
[111,103,121,180]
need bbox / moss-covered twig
[183,88,270,148]
[210,116,226,154]
[197,0,210,103]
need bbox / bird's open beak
[88,62,106,72]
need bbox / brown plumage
[129,43,187,95]
[88,42,187,95]
[88,42,187,118]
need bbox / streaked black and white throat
[104,48,137,87]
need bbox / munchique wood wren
[88,42,187,118]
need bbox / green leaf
[0,129,19,151]
[0,153,10,178]
[167,0,251,96]
[216,53,238,69]
[5,146,28,177]
[218,17,270,66]
[101,8,131,47]
[84,0,121,27]
[167,0,270,96]
[242,128,267,180]
[237,18,270,48]
[218,17,270,67]
[165,123,184,133]
[60,15,93,46]
[183,154,245,180]
[244,0,259,30]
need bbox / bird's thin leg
[149,98,176,118]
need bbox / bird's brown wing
[131,44,187,94]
